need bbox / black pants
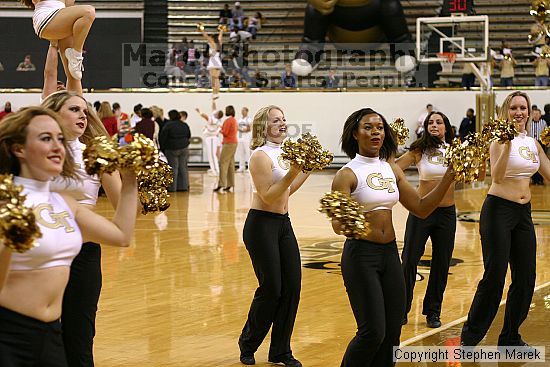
[402,206,456,317]
[341,239,405,367]
[0,306,68,367]
[461,195,536,346]
[239,209,301,360]
[62,242,102,367]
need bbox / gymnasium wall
[2,90,549,163]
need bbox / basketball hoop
[437,52,457,63]
[437,52,457,73]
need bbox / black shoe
[426,314,442,328]
[402,315,408,325]
[223,186,233,193]
[240,354,255,365]
[213,186,223,192]
[268,355,302,367]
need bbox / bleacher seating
[165,0,446,88]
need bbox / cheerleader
[331,108,454,366]
[238,106,311,367]
[196,100,224,177]
[0,107,137,367]
[42,91,122,367]
[461,91,550,346]
[21,0,95,81]
[395,111,456,328]
[201,27,224,100]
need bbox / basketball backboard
[416,15,489,63]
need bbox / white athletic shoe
[65,48,83,80]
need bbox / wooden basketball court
[92,170,550,366]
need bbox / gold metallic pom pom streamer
[481,118,519,144]
[0,174,42,253]
[390,118,410,146]
[137,160,174,215]
[83,136,120,176]
[319,191,370,238]
[529,1,550,44]
[281,132,333,172]
[117,134,158,171]
[197,22,205,32]
[444,135,487,183]
[217,24,228,32]
[540,127,550,146]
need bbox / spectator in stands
[527,107,547,185]
[529,18,548,56]
[416,104,433,138]
[543,104,550,125]
[219,3,233,25]
[160,110,191,192]
[135,108,160,147]
[322,69,339,88]
[98,101,118,137]
[0,102,13,122]
[197,68,211,88]
[247,12,263,39]
[281,64,297,88]
[533,53,549,87]
[165,46,185,83]
[231,2,244,30]
[497,43,517,87]
[253,70,269,88]
[229,69,246,88]
[461,63,475,90]
[16,55,36,72]
[183,41,201,76]
[459,108,476,141]
[130,104,143,128]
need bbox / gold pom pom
[281,132,333,172]
[481,118,519,144]
[137,160,174,215]
[83,136,120,176]
[540,127,550,146]
[444,135,487,183]
[0,174,42,253]
[390,118,410,146]
[319,191,370,238]
[118,134,158,172]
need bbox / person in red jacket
[214,105,238,192]
[98,101,118,137]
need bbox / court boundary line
[400,280,550,347]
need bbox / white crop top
[250,142,290,193]
[51,140,101,206]
[504,133,540,179]
[10,177,82,271]
[343,154,400,212]
[417,145,448,181]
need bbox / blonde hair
[98,101,114,119]
[497,91,531,122]
[0,107,76,178]
[41,91,108,143]
[81,103,110,144]
[150,105,164,120]
[250,105,284,150]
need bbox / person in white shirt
[236,107,252,172]
[197,101,223,176]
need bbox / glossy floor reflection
[93,170,550,367]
